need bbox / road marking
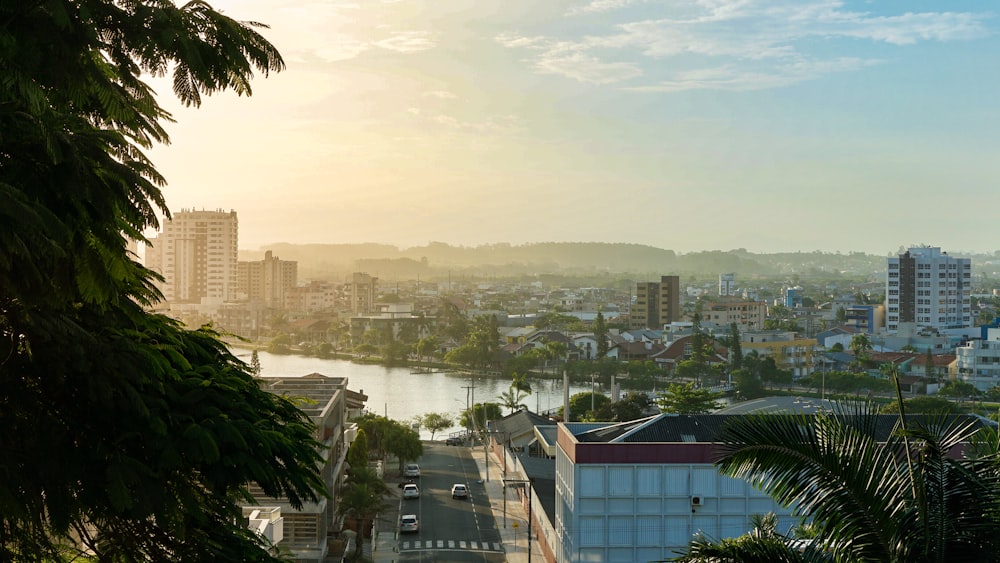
[398,540,503,553]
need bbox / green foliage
[685,402,1000,561]
[733,368,767,400]
[656,382,723,414]
[594,310,609,359]
[799,370,892,396]
[460,403,503,430]
[420,412,454,440]
[387,425,423,470]
[880,396,964,415]
[590,392,652,422]
[939,380,979,399]
[0,1,330,560]
[249,349,262,376]
[726,322,743,371]
[566,392,612,422]
[347,429,369,469]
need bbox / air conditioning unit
[691,496,702,506]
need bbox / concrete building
[553,415,796,562]
[145,208,239,304]
[742,330,817,378]
[886,247,971,333]
[718,273,736,297]
[253,373,356,563]
[955,327,1000,392]
[844,304,884,334]
[630,276,681,330]
[348,273,378,315]
[701,300,767,332]
[237,250,297,307]
[286,281,338,313]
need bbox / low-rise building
[253,374,355,563]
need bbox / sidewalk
[471,445,545,563]
[370,446,544,563]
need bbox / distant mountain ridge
[239,242,891,282]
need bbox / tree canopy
[656,382,723,414]
[0,2,325,560]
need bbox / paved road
[395,443,504,562]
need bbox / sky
[146,0,1000,256]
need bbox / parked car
[404,463,420,478]
[445,436,463,446]
[400,514,419,533]
[451,483,469,499]
[402,483,420,499]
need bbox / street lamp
[504,477,534,563]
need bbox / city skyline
[145,0,1000,255]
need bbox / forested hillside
[240,242,890,281]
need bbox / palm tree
[498,388,529,414]
[337,467,391,558]
[673,398,1000,562]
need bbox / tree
[656,382,723,414]
[849,333,873,366]
[565,392,612,422]
[415,336,439,361]
[591,392,652,422]
[250,349,262,376]
[880,396,964,415]
[677,400,1000,562]
[336,467,390,558]
[498,388,529,413]
[460,403,503,431]
[385,425,423,473]
[0,2,325,561]
[347,429,369,470]
[594,310,610,359]
[420,413,453,440]
[726,322,743,372]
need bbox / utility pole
[591,373,596,414]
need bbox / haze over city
[146,0,1000,255]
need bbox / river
[245,351,594,439]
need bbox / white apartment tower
[145,209,239,304]
[719,273,736,296]
[886,246,971,333]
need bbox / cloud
[498,0,992,91]
[567,0,643,16]
[423,90,458,99]
[535,51,645,84]
[373,31,436,53]
[625,57,880,92]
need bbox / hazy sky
[146,0,1000,255]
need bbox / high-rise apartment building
[719,273,736,296]
[886,246,971,333]
[145,209,239,304]
[237,250,297,307]
[630,275,681,329]
[348,273,378,315]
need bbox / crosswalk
[399,539,504,552]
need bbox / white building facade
[886,247,971,334]
[955,328,1000,392]
[145,208,239,305]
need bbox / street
[395,443,505,562]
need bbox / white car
[404,463,420,478]
[451,483,469,499]
[402,483,420,499]
[400,514,419,533]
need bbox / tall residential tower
[630,275,681,329]
[145,209,239,304]
[886,246,971,333]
